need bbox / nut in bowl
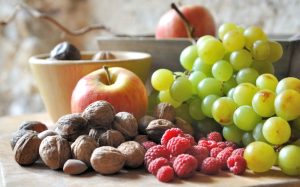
[29,51,152,122]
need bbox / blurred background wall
[0,0,299,117]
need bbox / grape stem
[171,3,196,44]
[103,66,112,85]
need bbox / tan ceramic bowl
[29,51,152,122]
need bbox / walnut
[92,51,116,60]
[174,117,194,135]
[138,115,155,134]
[153,103,176,122]
[63,159,88,175]
[55,113,88,142]
[117,141,146,168]
[112,112,138,139]
[10,129,35,150]
[133,135,149,144]
[82,101,115,129]
[88,128,106,141]
[18,121,48,133]
[13,133,41,166]
[39,135,71,169]
[90,146,125,175]
[98,130,125,147]
[71,135,98,166]
[38,130,58,140]
[146,119,175,143]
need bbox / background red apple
[155,4,216,39]
[71,67,148,120]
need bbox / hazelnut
[146,119,175,143]
[14,132,41,166]
[38,130,58,140]
[117,141,146,168]
[174,117,194,135]
[10,129,35,150]
[82,101,115,129]
[133,135,149,144]
[138,115,155,134]
[153,103,176,122]
[55,113,88,142]
[18,121,48,133]
[92,51,116,60]
[39,135,71,170]
[63,159,88,175]
[71,135,98,166]
[112,112,138,139]
[98,130,125,147]
[90,146,125,175]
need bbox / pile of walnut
[11,101,193,175]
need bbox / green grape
[230,49,253,71]
[251,60,275,74]
[180,45,198,71]
[197,35,215,45]
[276,77,300,94]
[233,83,258,106]
[291,117,300,131]
[252,121,268,142]
[262,117,291,145]
[227,88,235,98]
[197,78,223,99]
[201,94,219,118]
[147,90,159,115]
[252,40,270,61]
[278,145,300,176]
[266,41,283,63]
[158,90,181,108]
[175,103,194,124]
[236,67,259,84]
[170,76,193,102]
[223,76,237,95]
[275,89,300,121]
[192,57,212,76]
[242,132,255,146]
[222,125,243,144]
[212,60,233,81]
[189,98,206,120]
[244,141,276,172]
[194,118,222,139]
[212,97,237,125]
[236,25,245,33]
[223,52,231,61]
[223,30,245,52]
[252,89,276,117]
[151,69,174,91]
[233,105,262,131]
[244,26,268,50]
[256,73,278,91]
[218,22,238,41]
[188,71,206,95]
[197,37,225,65]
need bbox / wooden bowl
[29,51,152,122]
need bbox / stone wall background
[0,0,300,117]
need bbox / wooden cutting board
[0,113,299,187]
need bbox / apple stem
[171,3,196,44]
[103,66,112,85]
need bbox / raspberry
[227,155,247,175]
[210,147,223,158]
[173,154,198,178]
[217,142,227,149]
[198,140,217,151]
[144,145,170,167]
[224,141,238,149]
[231,148,245,157]
[201,157,220,175]
[161,128,184,146]
[148,157,170,175]
[185,145,209,170]
[180,133,196,145]
[166,136,191,156]
[207,132,223,142]
[216,147,234,170]
[142,141,157,150]
[156,165,175,182]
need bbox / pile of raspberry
[143,128,246,183]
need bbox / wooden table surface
[0,113,300,187]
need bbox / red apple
[155,4,216,39]
[71,67,148,119]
